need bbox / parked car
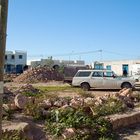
[72,69,136,90]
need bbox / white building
[92,59,140,76]
[5,50,27,73]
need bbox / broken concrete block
[14,94,27,109]
[62,128,76,139]
[43,99,52,108]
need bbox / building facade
[30,58,85,68]
[92,60,140,76]
[4,50,27,73]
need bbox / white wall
[5,50,27,66]
[93,60,140,76]
[14,51,27,65]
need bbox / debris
[43,99,52,108]
[62,128,76,139]
[3,103,17,111]
[3,87,15,103]
[13,66,64,83]
[84,97,95,106]
[15,84,40,95]
[2,122,48,140]
[14,94,27,109]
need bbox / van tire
[121,82,132,89]
[81,83,90,91]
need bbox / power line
[27,49,140,60]
[27,50,102,58]
[103,50,138,57]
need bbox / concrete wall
[30,59,85,68]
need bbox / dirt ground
[117,124,140,140]
[4,81,118,97]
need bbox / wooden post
[0,0,8,138]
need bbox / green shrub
[21,92,42,97]
[2,130,27,140]
[37,86,71,92]
[2,109,15,120]
[23,102,45,121]
[93,98,126,116]
[45,107,117,139]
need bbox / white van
[72,69,136,90]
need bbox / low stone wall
[108,108,140,130]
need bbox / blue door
[122,64,128,76]
[16,65,23,73]
[6,64,11,73]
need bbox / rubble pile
[2,87,139,114]
[4,87,13,94]
[3,84,39,112]
[14,84,40,94]
[2,87,140,139]
[4,74,18,82]
[3,87,15,104]
[13,66,64,83]
[114,88,135,108]
[3,88,139,114]
[2,122,47,140]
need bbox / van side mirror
[113,75,116,78]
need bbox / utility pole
[0,0,8,138]
[99,49,103,61]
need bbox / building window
[11,55,15,59]
[106,65,111,70]
[19,55,23,59]
[5,55,7,60]
[94,64,103,70]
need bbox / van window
[75,71,91,77]
[104,72,113,77]
[92,72,103,77]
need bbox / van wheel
[121,83,132,89]
[81,83,90,91]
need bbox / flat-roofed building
[5,50,27,73]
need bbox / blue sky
[7,0,140,63]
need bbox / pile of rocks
[2,121,47,140]
[3,84,40,114]
[13,66,64,83]
[4,74,18,82]
[114,88,135,108]
[3,87,15,104]
[3,88,138,114]
[14,84,40,95]
[2,87,140,139]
